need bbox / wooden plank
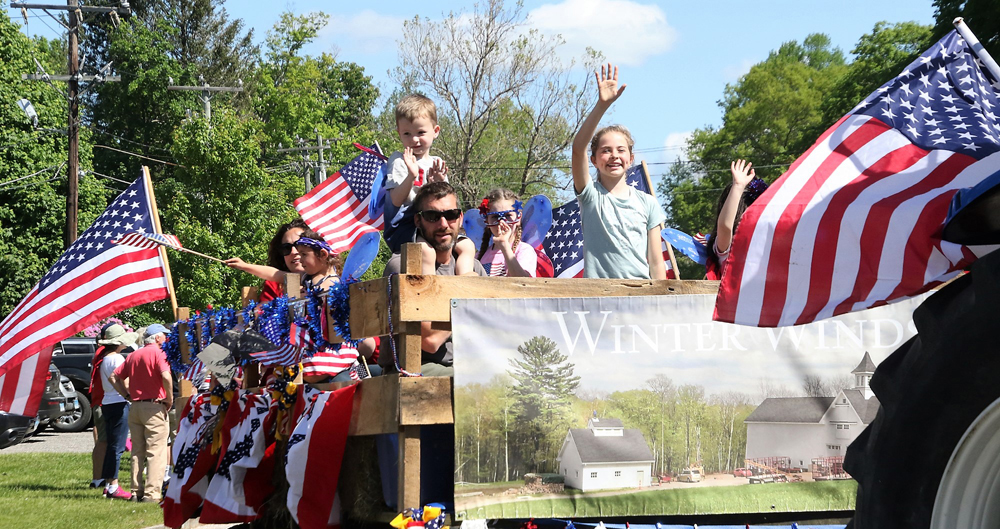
[311,375,402,435]
[399,376,453,426]
[401,243,423,274]
[348,276,722,338]
[176,307,191,364]
[399,425,421,511]
[349,278,389,339]
[399,321,422,374]
[396,276,721,322]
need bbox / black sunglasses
[280,243,296,256]
[417,208,462,223]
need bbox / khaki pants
[128,401,169,500]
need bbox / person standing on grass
[97,324,139,500]
[110,324,173,503]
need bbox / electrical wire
[0,162,65,188]
[0,175,63,193]
[93,144,184,167]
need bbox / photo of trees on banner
[450,293,929,520]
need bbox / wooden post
[398,242,425,509]
[640,160,680,278]
[144,166,179,314]
[175,307,194,397]
[284,274,303,386]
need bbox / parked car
[677,469,703,483]
[0,412,32,449]
[50,337,99,432]
[733,467,752,477]
[28,364,78,436]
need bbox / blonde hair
[589,124,635,158]
[477,188,523,261]
[395,94,438,125]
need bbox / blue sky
[10,0,939,182]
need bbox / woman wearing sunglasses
[475,188,537,277]
[258,219,309,303]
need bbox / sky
[8,0,938,184]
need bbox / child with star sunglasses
[474,188,537,277]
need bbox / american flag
[286,385,356,529]
[543,164,673,278]
[0,173,169,416]
[715,30,1000,327]
[113,231,182,250]
[182,359,206,382]
[294,143,386,254]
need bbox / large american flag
[294,144,386,254]
[543,164,672,278]
[715,30,1000,327]
[0,173,169,416]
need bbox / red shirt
[89,345,108,407]
[113,343,171,401]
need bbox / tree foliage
[393,0,597,206]
[0,11,107,319]
[932,0,1000,54]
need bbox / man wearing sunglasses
[382,182,487,377]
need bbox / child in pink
[475,188,537,277]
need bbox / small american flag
[0,173,169,416]
[113,232,182,250]
[716,30,1000,327]
[542,164,672,278]
[295,144,386,254]
[183,359,206,382]
[251,315,300,367]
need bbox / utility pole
[13,0,129,247]
[275,132,337,192]
[167,76,243,123]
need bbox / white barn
[744,352,880,468]
[557,417,654,492]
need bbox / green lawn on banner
[457,480,858,520]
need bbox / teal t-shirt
[577,178,666,279]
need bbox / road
[3,427,94,454]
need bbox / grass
[457,480,858,520]
[0,453,163,529]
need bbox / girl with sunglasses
[475,188,537,277]
[225,230,379,382]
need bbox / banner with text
[451,293,929,520]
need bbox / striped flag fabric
[163,394,217,528]
[286,384,357,529]
[112,232,182,250]
[295,143,386,254]
[542,164,674,278]
[0,173,169,416]
[715,30,1000,327]
[182,359,206,383]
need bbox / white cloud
[527,0,677,67]
[722,58,756,82]
[320,11,407,56]
[663,131,692,162]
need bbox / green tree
[932,0,999,54]
[821,22,933,125]
[0,12,106,319]
[509,335,580,473]
[393,0,597,206]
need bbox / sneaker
[107,487,134,501]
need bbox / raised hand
[730,159,756,188]
[494,219,514,249]
[595,63,627,105]
[403,147,419,179]
[427,158,449,183]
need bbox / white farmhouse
[557,417,654,492]
[744,352,880,469]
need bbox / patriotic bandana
[294,237,333,253]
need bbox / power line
[0,175,63,192]
[0,162,65,188]
[93,144,184,167]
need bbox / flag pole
[143,166,179,316]
[641,160,680,278]
[953,18,1000,82]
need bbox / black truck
[49,337,99,432]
